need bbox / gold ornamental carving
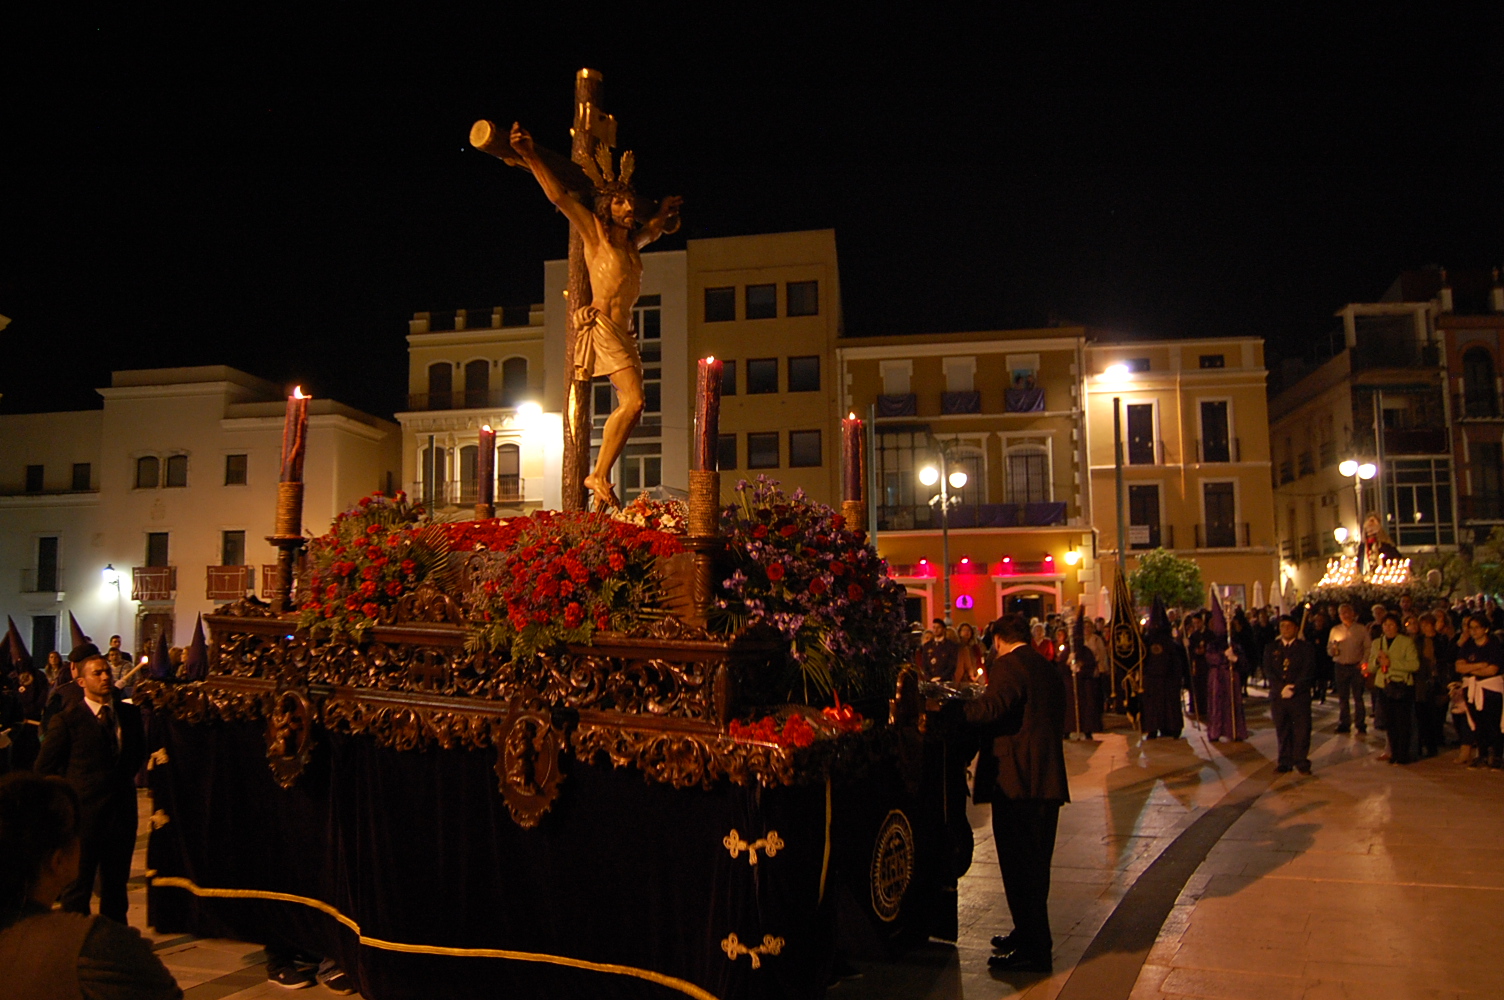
[266,685,317,789]
[723,829,784,866]
[719,933,784,970]
[869,809,915,923]
[495,692,565,828]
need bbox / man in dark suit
[1263,615,1315,774]
[960,613,1069,974]
[40,643,88,735]
[35,644,146,922]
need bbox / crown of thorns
[581,146,635,197]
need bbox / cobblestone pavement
[125,693,1504,998]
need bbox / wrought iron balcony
[411,478,526,508]
[406,389,530,411]
[1196,437,1242,464]
[876,502,1067,531]
[1195,523,1251,550]
[19,568,61,593]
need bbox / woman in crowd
[42,651,66,690]
[1372,614,1418,764]
[1413,612,1455,759]
[1031,622,1055,661]
[953,622,986,685]
[1455,613,1504,769]
[0,772,182,998]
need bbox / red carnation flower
[362,566,377,580]
[753,524,769,539]
[358,496,372,507]
[779,524,798,538]
[847,583,865,601]
[767,563,786,581]
[564,601,584,627]
[367,546,381,559]
[362,602,379,617]
[809,577,828,596]
[385,581,403,596]
[831,515,846,529]
[401,559,417,575]
[829,560,847,576]
[366,524,381,535]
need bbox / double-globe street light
[1335,459,1378,551]
[919,445,968,624]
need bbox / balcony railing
[407,389,529,411]
[1297,451,1315,476]
[876,393,917,417]
[19,568,62,593]
[1319,440,1339,467]
[1279,539,1295,560]
[1127,524,1175,550]
[1195,523,1251,549]
[1196,437,1242,464]
[1278,462,1294,485]
[1126,439,1168,466]
[132,566,177,602]
[876,502,1067,531]
[206,565,253,601]
[1298,534,1319,561]
[1321,533,1342,556]
[940,390,981,414]
[412,478,526,508]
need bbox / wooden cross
[469,69,618,512]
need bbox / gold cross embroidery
[723,829,785,865]
[720,933,785,969]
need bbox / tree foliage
[1472,527,1504,598]
[1127,548,1206,610]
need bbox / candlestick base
[274,482,305,539]
[264,534,306,616]
[688,470,720,537]
[841,500,868,531]
[474,503,496,521]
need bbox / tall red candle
[693,356,723,471]
[478,425,496,509]
[842,412,864,502]
[280,386,309,483]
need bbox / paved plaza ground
[127,694,1504,998]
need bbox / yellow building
[838,328,1095,629]
[1083,337,1277,608]
[686,230,844,504]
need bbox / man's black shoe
[988,949,1052,973]
[990,933,1017,952]
[1335,725,1350,734]
[1296,764,1312,775]
[1275,764,1292,773]
[1355,726,1367,735]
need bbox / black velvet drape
[146,715,928,1000]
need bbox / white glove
[1281,684,1295,700]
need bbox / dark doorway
[1006,593,1045,620]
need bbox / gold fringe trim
[148,876,721,999]
[818,777,831,904]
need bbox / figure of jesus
[509,122,682,509]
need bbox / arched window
[459,444,479,504]
[135,456,160,489]
[422,446,446,505]
[498,443,521,501]
[501,357,529,407]
[464,360,490,409]
[1463,347,1498,418]
[427,362,453,410]
[1005,444,1050,504]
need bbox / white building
[0,366,401,658]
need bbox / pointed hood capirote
[68,611,90,650]
[182,615,209,682]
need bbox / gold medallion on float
[870,809,915,922]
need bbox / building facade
[1084,337,1277,609]
[0,367,400,659]
[838,328,1096,629]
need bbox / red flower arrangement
[297,491,450,639]
[728,713,817,748]
[465,509,683,661]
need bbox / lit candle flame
[848,412,857,420]
[705,355,715,363]
[482,424,491,432]
[293,386,306,399]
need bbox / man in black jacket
[1263,616,1315,774]
[35,646,146,922]
[962,613,1069,973]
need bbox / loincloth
[572,306,642,380]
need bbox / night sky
[5,7,1502,418]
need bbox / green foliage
[1414,549,1470,599]
[1472,527,1504,598]
[1127,548,1206,610]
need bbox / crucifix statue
[470,69,681,511]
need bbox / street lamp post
[1337,459,1377,563]
[920,444,968,625]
